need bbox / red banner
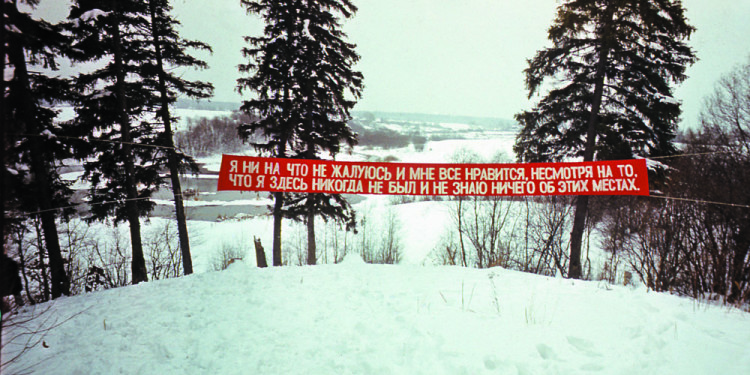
[217,155,649,196]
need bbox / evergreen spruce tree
[286,0,362,265]
[514,0,696,278]
[238,0,303,266]
[67,0,164,284]
[145,0,214,275]
[238,0,362,266]
[4,0,73,298]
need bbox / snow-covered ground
[4,255,749,374]
[349,136,517,164]
[53,106,233,131]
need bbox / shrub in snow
[211,242,247,271]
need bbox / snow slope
[3,258,749,374]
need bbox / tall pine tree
[514,0,695,278]
[145,0,214,275]
[286,0,362,265]
[4,0,73,298]
[238,0,303,266]
[67,0,164,284]
[238,0,362,266]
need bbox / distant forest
[175,99,516,131]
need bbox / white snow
[303,19,314,40]
[60,171,90,190]
[80,9,109,22]
[196,154,229,172]
[76,9,109,25]
[72,9,106,27]
[158,173,219,180]
[349,136,516,165]
[4,65,14,81]
[4,24,21,34]
[439,122,472,131]
[47,107,231,130]
[175,108,234,122]
[90,90,112,100]
[3,258,749,374]
[152,198,272,207]
[340,252,365,265]
[638,155,672,172]
[55,106,76,122]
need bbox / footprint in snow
[536,343,556,360]
[566,336,603,357]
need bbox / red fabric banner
[217,155,650,196]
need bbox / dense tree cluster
[3,0,212,303]
[600,58,750,303]
[4,0,76,299]
[2,0,364,309]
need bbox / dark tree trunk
[2,6,7,365]
[568,8,614,280]
[271,85,290,267]
[38,202,69,297]
[568,196,588,279]
[457,198,467,267]
[112,12,148,284]
[306,193,316,265]
[35,220,50,301]
[6,31,70,298]
[272,192,284,266]
[148,0,193,275]
[305,134,317,266]
[1,0,5,223]
[1,0,6,290]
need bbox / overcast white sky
[31,0,750,127]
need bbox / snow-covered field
[54,106,234,131]
[4,112,750,374]
[4,255,749,374]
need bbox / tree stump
[254,237,268,268]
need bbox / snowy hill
[4,257,749,374]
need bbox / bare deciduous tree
[599,58,750,304]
